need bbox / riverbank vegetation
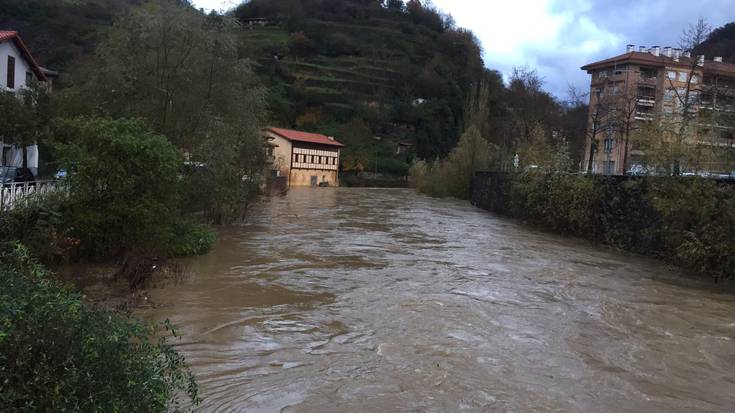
[0,243,199,411]
[473,172,735,281]
[409,70,580,198]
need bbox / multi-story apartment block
[581,45,735,175]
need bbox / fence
[0,180,58,211]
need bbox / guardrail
[0,180,58,211]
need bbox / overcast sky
[192,0,735,98]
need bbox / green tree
[0,86,51,169]
[52,118,182,259]
[60,0,267,221]
[0,242,199,412]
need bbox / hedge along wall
[471,172,735,280]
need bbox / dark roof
[0,31,47,82]
[581,51,735,76]
[266,127,344,147]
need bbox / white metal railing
[0,180,58,211]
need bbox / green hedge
[0,243,199,411]
[472,173,735,280]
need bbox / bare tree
[584,81,615,174]
[665,18,712,175]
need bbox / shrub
[472,172,735,280]
[168,222,217,257]
[0,242,199,411]
[52,117,182,259]
[0,192,69,263]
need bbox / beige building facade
[264,127,344,187]
[581,45,735,175]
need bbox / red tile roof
[266,127,344,147]
[581,51,735,76]
[0,30,47,82]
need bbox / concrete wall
[0,41,31,91]
[266,132,293,178]
[290,169,339,187]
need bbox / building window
[598,70,608,79]
[668,71,677,81]
[678,71,689,82]
[603,138,614,154]
[6,56,15,89]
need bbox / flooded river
[142,188,735,412]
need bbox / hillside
[0,0,140,72]
[697,21,735,63]
[233,0,489,170]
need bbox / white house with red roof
[1,30,49,176]
[264,127,344,187]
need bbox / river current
[141,188,735,412]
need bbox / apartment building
[581,45,735,175]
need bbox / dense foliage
[57,0,267,221]
[52,117,182,259]
[234,0,487,166]
[0,242,198,411]
[472,172,735,280]
[696,21,735,63]
[0,0,138,72]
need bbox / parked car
[0,166,35,185]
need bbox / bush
[167,222,217,257]
[410,125,495,199]
[0,192,70,263]
[52,117,183,259]
[0,242,199,411]
[472,172,735,280]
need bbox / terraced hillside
[235,0,488,171]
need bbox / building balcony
[635,112,655,121]
[638,76,658,85]
[636,97,656,106]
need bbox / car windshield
[0,166,17,181]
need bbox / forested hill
[233,0,491,167]
[0,0,140,71]
[697,22,735,63]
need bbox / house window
[603,138,614,154]
[6,56,15,89]
[668,71,677,81]
[678,71,689,82]
[598,70,608,79]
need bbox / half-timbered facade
[263,127,344,187]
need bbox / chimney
[663,47,672,58]
[651,46,660,56]
[683,51,691,58]
[639,46,647,52]
[697,55,705,66]
[673,48,682,62]
[626,44,635,53]
[714,56,723,63]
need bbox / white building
[1,30,48,176]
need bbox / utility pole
[374,136,382,175]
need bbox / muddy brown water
[140,188,735,412]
